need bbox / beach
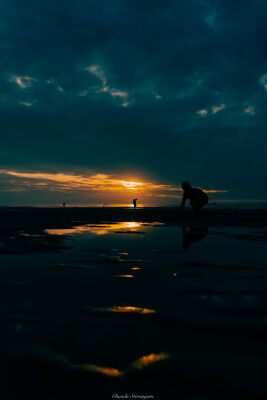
[0,207,267,399]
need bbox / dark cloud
[0,0,266,203]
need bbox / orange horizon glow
[0,169,229,205]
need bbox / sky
[0,0,266,206]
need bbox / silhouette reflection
[182,226,208,249]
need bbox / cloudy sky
[0,0,266,206]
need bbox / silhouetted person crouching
[180,182,208,211]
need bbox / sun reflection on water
[86,306,156,314]
[45,221,162,236]
[82,352,169,378]
[131,353,169,369]
[107,306,155,314]
[84,364,123,376]
[82,352,169,377]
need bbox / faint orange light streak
[84,364,123,376]
[131,353,169,370]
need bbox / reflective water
[1,219,267,398]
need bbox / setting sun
[0,168,228,207]
[120,180,143,190]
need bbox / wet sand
[0,207,267,399]
[1,206,267,229]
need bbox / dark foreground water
[0,208,267,399]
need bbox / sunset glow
[1,1,266,398]
[0,168,228,206]
[121,180,143,190]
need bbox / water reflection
[131,353,169,369]
[84,364,123,376]
[182,226,208,249]
[83,352,169,376]
[87,306,156,314]
[46,221,163,236]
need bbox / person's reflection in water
[182,226,208,249]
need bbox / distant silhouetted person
[63,202,66,208]
[182,226,208,249]
[180,182,208,211]
[133,198,138,209]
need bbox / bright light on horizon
[0,168,229,206]
[120,180,143,190]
